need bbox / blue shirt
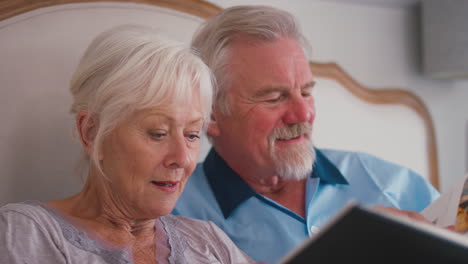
[173,148,439,263]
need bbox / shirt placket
[305,177,321,236]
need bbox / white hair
[268,123,316,180]
[191,5,311,115]
[70,25,213,177]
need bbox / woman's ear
[76,110,98,156]
[207,111,221,137]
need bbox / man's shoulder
[318,147,428,189]
[183,163,210,190]
[320,148,385,161]
[175,163,222,217]
[319,148,410,172]
[191,162,207,176]
[319,148,438,210]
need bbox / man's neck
[241,174,307,218]
[213,146,308,217]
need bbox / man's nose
[282,96,315,125]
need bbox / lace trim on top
[154,217,170,264]
[160,215,188,264]
[24,200,172,264]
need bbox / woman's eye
[148,131,166,140]
[186,133,200,142]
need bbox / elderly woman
[0,25,254,264]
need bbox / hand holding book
[373,205,433,224]
[422,173,468,235]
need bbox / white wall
[208,0,468,191]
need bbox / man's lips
[150,181,180,192]
[276,135,301,141]
[275,134,307,143]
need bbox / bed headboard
[0,0,439,206]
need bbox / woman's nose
[163,137,192,169]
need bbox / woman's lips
[150,181,179,193]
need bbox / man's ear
[76,110,98,157]
[207,111,221,137]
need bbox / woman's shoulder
[162,214,209,224]
[160,215,255,263]
[158,215,221,262]
[160,214,217,234]
[0,201,61,231]
[1,201,49,218]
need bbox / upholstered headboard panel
[0,0,439,206]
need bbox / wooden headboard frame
[0,0,439,189]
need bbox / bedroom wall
[208,0,468,191]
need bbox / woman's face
[100,96,204,219]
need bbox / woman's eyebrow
[143,112,204,125]
[187,117,204,125]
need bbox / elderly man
[174,5,438,263]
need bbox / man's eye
[148,131,166,140]
[302,88,314,97]
[265,94,285,103]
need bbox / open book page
[421,173,468,235]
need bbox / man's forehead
[226,36,312,90]
[229,33,273,47]
[229,42,309,71]
[229,35,304,56]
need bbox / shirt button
[310,225,320,234]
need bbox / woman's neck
[48,173,156,242]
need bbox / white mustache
[268,123,312,143]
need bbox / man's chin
[272,144,316,181]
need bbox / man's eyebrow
[301,81,316,89]
[253,81,315,98]
[253,86,288,98]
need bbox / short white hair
[70,25,213,176]
[191,5,310,115]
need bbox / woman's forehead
[134,105,205,124]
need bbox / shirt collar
[203,148,348,219]
[311,148,349,185]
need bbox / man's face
[210,36,316,181]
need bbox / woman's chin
[143,202,177,218]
